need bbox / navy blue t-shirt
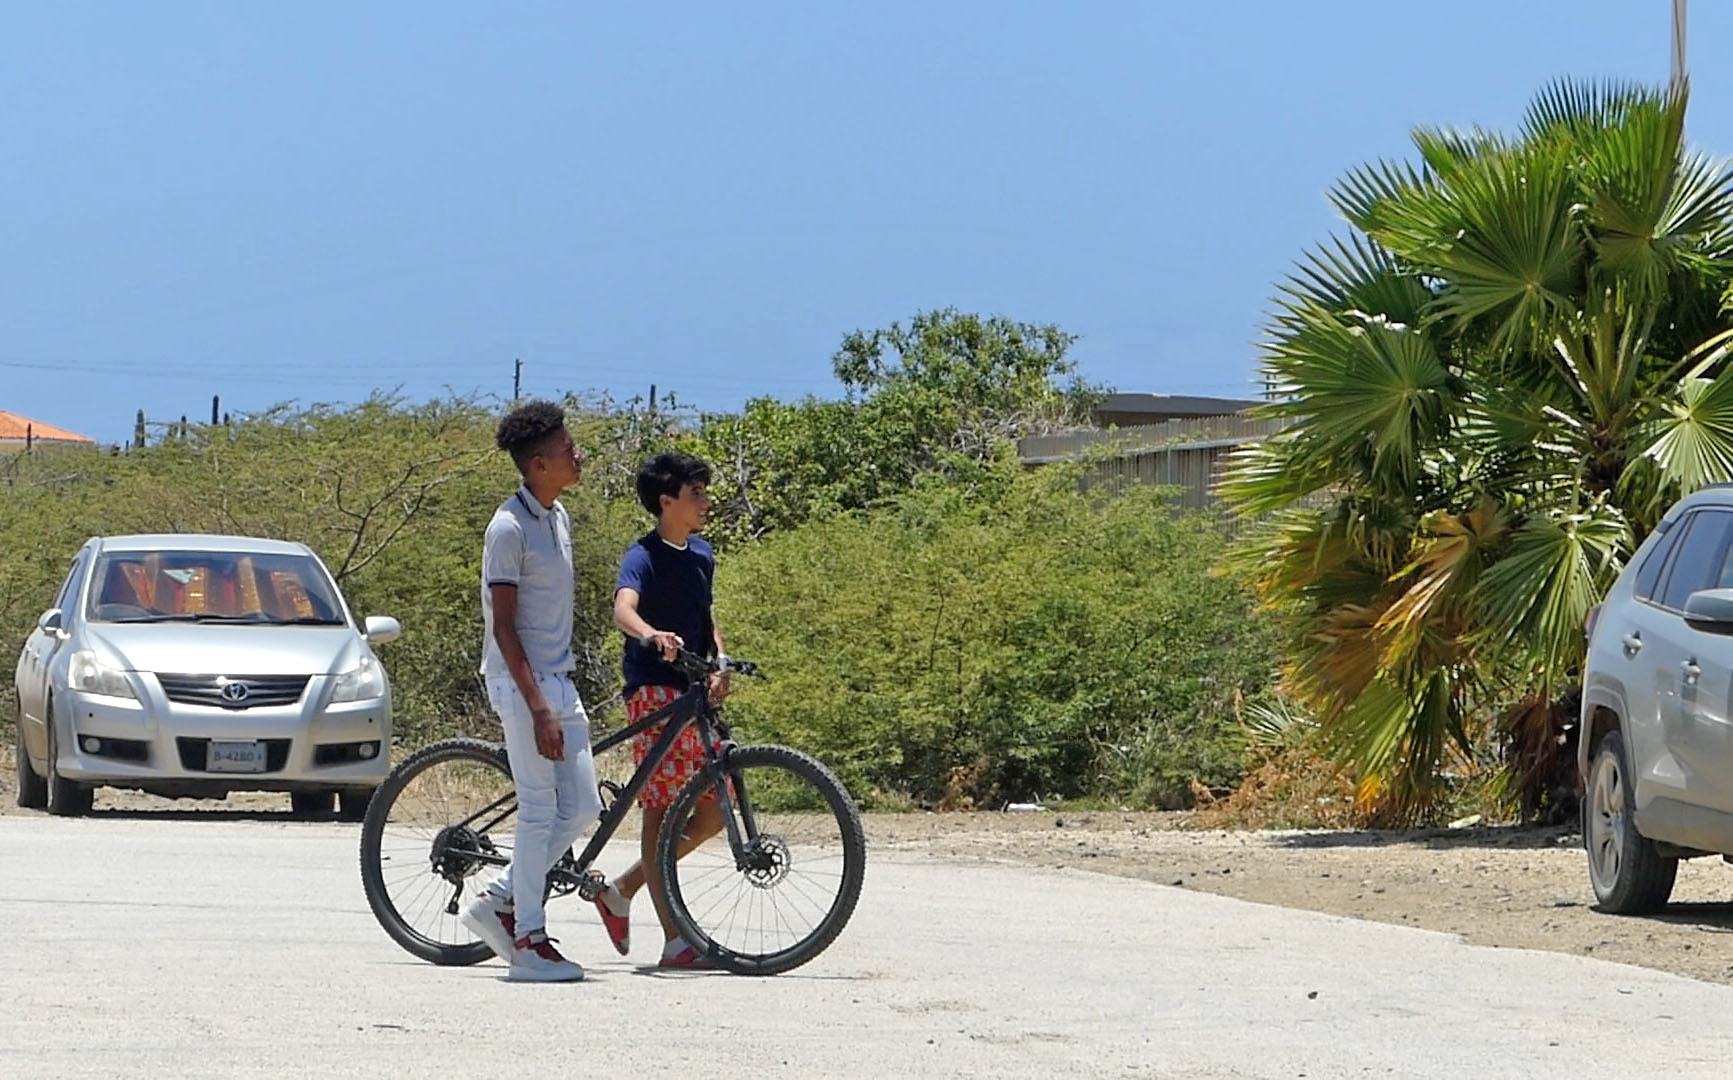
[616,532,715,695]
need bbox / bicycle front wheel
[359,737,517,966]
[657,744,866,975]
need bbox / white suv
[1582,487,1733,911]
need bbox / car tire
[14,709,47,810]
[43,700,94,817]
[336,787,372,823]
[290,791,335,818]
[1585,729,1677,914]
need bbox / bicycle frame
[442,675,761,887]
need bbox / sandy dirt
[9,747,1733,988]
[864,809,1733,987]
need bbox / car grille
[175,737,292,773]
[156,674,311,710]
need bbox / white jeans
[484,672,602,937]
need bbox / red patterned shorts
[628,685,721,810]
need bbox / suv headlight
[330,655,385,703]
[67,650,137,700]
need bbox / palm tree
[1224,80,1733,823]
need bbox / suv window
[1633,522,1685,601]
[1659,510,1733,611]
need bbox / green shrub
[714,461,1278,809]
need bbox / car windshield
[85,550,347,626]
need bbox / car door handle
[1683,659,1702,686]
[1623,633,1643,655]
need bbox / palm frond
[1642,371,1733,490]
[1470,505,1628,691]
[1271,235,1433,332]
[1329,159,1429,235]
[1581,90,1698,296]
[1522,77,1655,143]
[1218,438,1336,518]
[1261,312,1456,491]
[1416,146,1585,353]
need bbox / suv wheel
[1585,729,1677,913]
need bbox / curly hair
[635,452,712,516]
[495,400,567,473]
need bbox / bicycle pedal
[576,868,608,902]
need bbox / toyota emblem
[220,680,251,703]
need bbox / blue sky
[2,2,1726,442]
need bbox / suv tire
[1585,729,1677,913]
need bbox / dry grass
[1187,742,1363,831]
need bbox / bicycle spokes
[660,746,865,973]
[373,747,517,956]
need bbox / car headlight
[330,655,386,703]
[67,650,137,700]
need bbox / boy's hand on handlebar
[640,630,684,660]
[708,669,732,703]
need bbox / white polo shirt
[479,485,575,678]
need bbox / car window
[84,550,346,625]
[1633,522,1685,602]
[1659,510,1733,611]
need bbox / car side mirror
[37,609,63,635]
[364,616,402,645]
[1683,589,1733,631]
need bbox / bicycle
[358,649,866,975]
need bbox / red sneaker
[658,941,714,969]
[508,929,584,982]
[593,888,631,956]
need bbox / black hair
[495,401,567,474]
[635,452,712,516]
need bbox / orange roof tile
[0,410,94,443]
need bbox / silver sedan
[12,534,399,818]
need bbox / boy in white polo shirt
[460,401,603,983]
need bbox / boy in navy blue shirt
[589,452,729,968]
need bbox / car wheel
[43,699,94,817]
[14,708,47,810]
[290,791,335,818]
[336,787,373,823]
[1585,729,1677,914]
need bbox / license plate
[207,740,267,772]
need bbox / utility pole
[1671,0,1688,98]
[513,358,523,401]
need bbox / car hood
[83,624,362,676]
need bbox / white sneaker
[507,929,585,983]
[460,891,516,960]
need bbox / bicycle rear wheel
[657,744,866,975]
[358,737,517,966]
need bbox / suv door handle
[1683,659,1702,686]
[1623,633,1643,655]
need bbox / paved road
[3,816,1731,1079]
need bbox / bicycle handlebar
[641,640,766,682]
